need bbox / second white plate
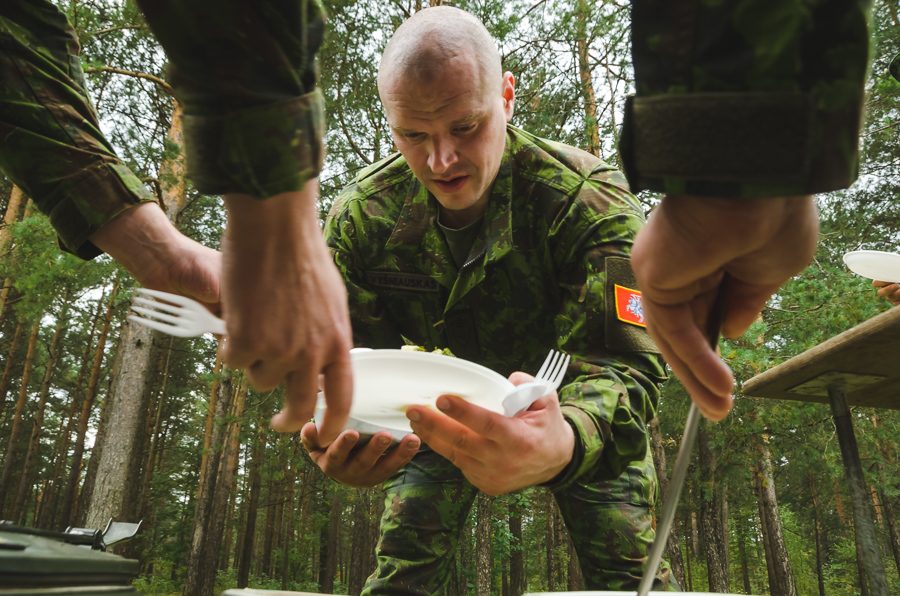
[843,250,900,283]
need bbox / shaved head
[377,6,515,229]
[378,6,502,101]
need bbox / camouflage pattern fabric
[135,0,325,198]
[326,125,675,593]
[0,0,325,259]
[0,1,156,259]
[620,0,873,198]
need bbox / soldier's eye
[453,124,476,135]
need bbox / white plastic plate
[843,250,900,283]
[314,349,514,441]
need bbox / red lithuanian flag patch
[614,284,646,328]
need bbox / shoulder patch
[614,284,646,328]
[605,256,659,353]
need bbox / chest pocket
[453,252,559,366]
[365,270,445,349]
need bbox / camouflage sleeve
[0,0,156,259]
[135,0,325,198]
[324,195,402,348]
[544,173,667,491]
[619,0,872,198]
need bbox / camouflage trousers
[362,442,676,595]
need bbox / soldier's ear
[501,72,515,119]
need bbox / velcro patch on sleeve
[605,256,659,353]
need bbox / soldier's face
[383,56,515,227]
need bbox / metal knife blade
[635,278,728,595]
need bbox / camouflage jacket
[621,0,873,198]
[326,125,667,489]
[0,1,155,258]
[0,0,325,258]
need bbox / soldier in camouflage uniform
[0,0,353,437]
[301,7,674,593]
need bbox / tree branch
[84,65,175,97]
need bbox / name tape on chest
[366,270,440,293]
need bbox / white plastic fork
[128,288,225,337]
[501,349,570,416]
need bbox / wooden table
[743,305,900,596]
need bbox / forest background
[0,1,898,595]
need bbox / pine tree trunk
[553,501,567,589]
[811,480,827,596]
[198,346,224,497]
[0,185,26,324]
[183,371,242,596]
[757,499,778,595]
[509,498,525,595]
[82,313,157,530]
[272,471,287,579]
[65,282,117,526]
[319,485,341,593]
[752,435,797,596]
[136,337,174,518]
[348,486,379,595]
[871,414,900,579]
[737,516,752,595]
[649,417,687,588]
[237,417,266,588]
[683,534,693,591]
[697,420,729,592]
[84,100,187,532]
[348,490,368,595]
[0,320,24,416]
[475,492,494,595]
[295,465,315,580]
[280,440,299,590]
[0,321,40,514]
[502,558,509,596]
[195,377,245,596]
[575,0,601,157]
[690,509,700,560]
[881,489,900,580]
[12,305,69,522]
[37,296,103,529]
[261,463,278,577]
[834,478,849,526]
[129,337,174,565]
[0,185,26,255]
[546,492,556,591]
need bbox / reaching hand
[300,423,420,488]
[405,372,575,496]
[89,202,221,310]
[222,183,353,443]
[631,195,818,421]
[873,280,900,306]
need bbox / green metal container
[0,526,138,595]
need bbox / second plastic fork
[501,349,570,416]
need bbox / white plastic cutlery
[128,289,569,423]
[502,349,570,416]
[128,288,225,337]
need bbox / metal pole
[827,382,889,596]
